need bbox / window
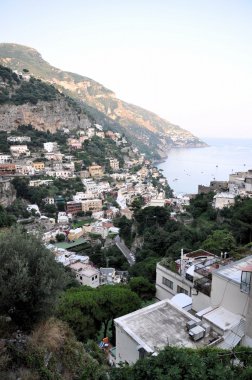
[177,285,188,295]
[241,271,251,294]
[95,275,97,279]
[80,276,82,280]
[92,277,94,281]
[162,277,173,289]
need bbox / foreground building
[115,253,252,365]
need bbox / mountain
[0,43,206,158]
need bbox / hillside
[0,64,92,133]
[0,43,207,158]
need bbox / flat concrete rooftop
[115,299,204,352]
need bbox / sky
[1,0,252,139]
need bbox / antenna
[180,248,184,276]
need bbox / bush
[0,228,71,330]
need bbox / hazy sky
[1,0,252,139]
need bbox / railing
[194,277,211,296]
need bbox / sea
[157,138,252,195]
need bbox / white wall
[192,291,211,312]
[211,274,249,317]
[115,324,140,365]
[156,263,193,300]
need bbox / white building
[44,152,63,161]
[29,179,53,187]
[0,154,12,163]
[109,158,120,171]
[10,145,30,157]
[82,179,110,195]
[96,131,105,139]
[7,136,31,143]
[69,261,100,288]
[115,299,204,365]
[54,250,89,267]
[213,192,235,209]
[44,142,58,153]
[43,197,55,205]
[73,192,95,202]
[87,128,95,138]
[94,123,103,131]
[46,170,74,179]
[115,254,252,365]
[154,254,252,347]
[27,204,40,215]
[57,212,69,224]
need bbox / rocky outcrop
[0,178,16,207]
[0,98,91,133]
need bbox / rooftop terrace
[115,299,218,353]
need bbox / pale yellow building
[81,199,103,212]
[109,158,120,171]
[88,164,104,178]
[32,162,45,171]
[67,227,84,241]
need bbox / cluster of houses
[46,247,127,287]
[198,169,252,209]
[0,123,140,178]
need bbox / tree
[128,276,156,300]
[130,195,145,212]
[129,257,159,283]
[43,203,57,215]
[57,287,102,342]
[0,205,16,227]
[134,206,170,233]
[109,346,252,380]
[56,233,66,242]
[12,177,30,199]
[187,192,215,219]
[114,216,133,246]
[97,285,141,341]
[0,228,71,329]
[202,229,236,255]
[57,285,141,342]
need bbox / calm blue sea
[157,138,252,195]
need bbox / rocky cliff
[0,99,91,133]
[0,178,16,207]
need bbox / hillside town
[1,117,252,368]
[0,122,172,284]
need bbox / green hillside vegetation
[0,124,67,154]
[110,346,252,380]
[76,135,124,168]
[0,64,58,105]
[0,64,94,122]
[123,194,252,282]
[1,222,252,378]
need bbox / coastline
[156,138,252,194]
[152,142,208,166]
